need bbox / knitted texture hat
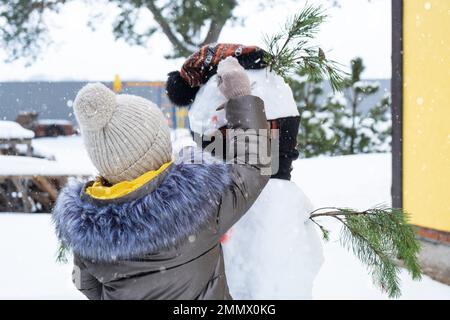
[73,83,172,184]
[166,43,268,106]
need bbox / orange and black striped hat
[166,43,268,106]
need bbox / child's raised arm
[214,57,272,234]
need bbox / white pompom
[73,82,117,131]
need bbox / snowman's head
[166,43,299,135]
[167,43,301,180]
[166,43,267,106]
[189,69,299,135]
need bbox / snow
[0,214,83,300]
[0,136,96,176]
[0,132,192,178]
[292,154,390,210]
[328,92,347,106]
[36,119,72,126]
[0,150,449,299]
[189,70,299,134]
[223,179,324,299]
[0,155,88,176]
[0,0,390,81]
[292,154,450,300]
[361,118,376,127]
[353,80,381,91]
[0,121,35,139]
[170,128,196,155]
[302,110,313,119]
[31,136,97,176]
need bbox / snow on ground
[292,153,391,210]
[293,154,450,300]
[0,214,84,299]
[0,136,449,299]
[0,121,34,139]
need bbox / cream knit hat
[73,83,172,184]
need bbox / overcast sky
[0,0,391,82]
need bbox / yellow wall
[403,0,450,232]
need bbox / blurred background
[0,0,448,300]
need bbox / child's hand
[217,57,251,99]
[204,108,227,137]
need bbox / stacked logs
[0,175,75,213]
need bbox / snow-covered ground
[0,136,449,300]
[0,214,82,299]
[295,154,450,299]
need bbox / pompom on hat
[166,43,268,106]
[73,83,172,184]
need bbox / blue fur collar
[52,148,231,262]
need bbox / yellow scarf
[85,161,173,200]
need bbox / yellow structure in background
[403,0,450,232]
[176,107,189,129]
[113,74,122,93]
[109,76,187,129]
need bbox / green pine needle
[263,3,348,92]
[310,206,422,298]
[56,241,69,264]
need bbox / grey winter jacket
[53,95,270,300]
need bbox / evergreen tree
[263,7,420,298]
[336,57,391,155]
[288,56,392,157]
[288,73,339,158]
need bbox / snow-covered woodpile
[0,128,93,213]
[0,121,35,156]
[0,172,68,213]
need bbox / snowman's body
[189,69,324,299]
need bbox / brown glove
[217,57,251,99]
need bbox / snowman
[166,43,324,299]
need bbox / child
[52,57,271,300]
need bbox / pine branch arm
[310,210,375,219]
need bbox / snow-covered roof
[0,121,35,140]
[36,119,72,126]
